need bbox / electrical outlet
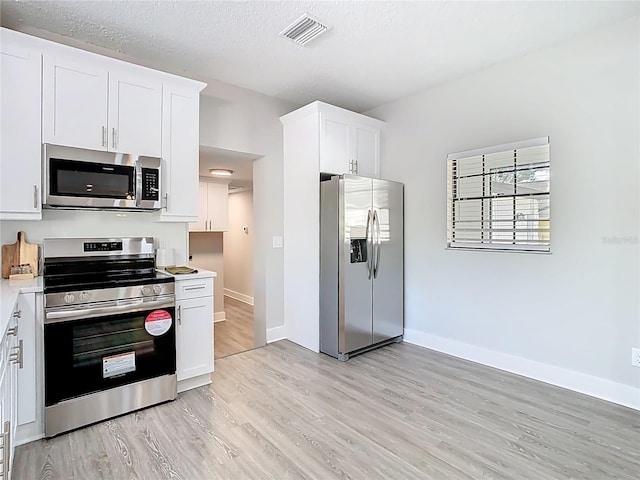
[632,348,640,368]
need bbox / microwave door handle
[135,158,142,206]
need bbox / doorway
[190,145,260,359]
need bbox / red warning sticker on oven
[145,309,172,336]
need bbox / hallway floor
[214,296,254,359]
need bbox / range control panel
[83,241,123,252]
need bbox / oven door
[44,296,176,407]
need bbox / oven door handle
[44,297,175,324]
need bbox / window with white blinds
[447,137,550,252]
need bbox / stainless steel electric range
[43,237,176,437]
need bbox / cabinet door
[0,326,18,477]
[0,361,9,476]
[320,114,351,175]
[0,35,42,220]
[176,296,214,381]
[16,293,36,426]
[42,54,108,151]
[352,125,380,178]
[108,70,162,156]
[207,183,229,231]
[189,182,209,232]
[160,87,200,221]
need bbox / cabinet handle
[10,340,24,369]
[33,185,39,209]
[177,305,182,325]
[163,193,169,211]
[12,310,21,319]
[112,128,117,149]
[1,420,9,479]
[354,159,358,174]
[6,324,18,337]
[102,126,107,147]
[184,284,206,291]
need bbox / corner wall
[223,190,254,304]
[367,17,640,408]
[200,81,296,345]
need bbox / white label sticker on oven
[145,309,173,336]
[103,351,136,379]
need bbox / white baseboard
[403,328,640,411]
[214,311,226,323]
[224,288,254,306]
[177,373,212,393]
[266,325,286,343]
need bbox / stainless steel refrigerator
[320,174,404,360]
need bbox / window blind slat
[447,140,550,252]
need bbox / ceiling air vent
[279,14,330,46]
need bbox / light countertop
[158,268,217,281]
[1,276,43,337]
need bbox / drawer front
[175,277,213,300]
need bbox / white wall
[200,81,296,344]
[0,209,188,264]
[223,190,253,303]
[367,17,640,408]
[189,232,225,320]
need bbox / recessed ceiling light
[209,168,233,176]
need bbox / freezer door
[372,179,404,343]
[340,175,374,353]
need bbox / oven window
[45,308,176,406]
[72,317,155,368]
[50,158,134,199]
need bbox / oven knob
[141,286,152,296]
[79,292,89,302]
[153,285,162,295]
[64,294,75,304]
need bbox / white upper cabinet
[318,104,382,178]
[43,54,162,156]
[320,116,350,175]
[42,55,108,151]
[352,125,380,178]
[0,30,42,220]
[159,85,201,221]
[2,27,205,222]
[108,71,162,156]
[190,181,229,232]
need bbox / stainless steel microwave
[43,144,162,211]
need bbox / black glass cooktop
[43,256,174,293]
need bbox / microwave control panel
[141,168,160,201]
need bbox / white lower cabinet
[175,276,214,392]
[1,294,27,479]
[15,292,39,444]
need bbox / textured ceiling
[1,1,638,113]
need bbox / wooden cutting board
[1,231,39,279]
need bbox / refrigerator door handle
[366,209,373,279]
[373,210,381,278]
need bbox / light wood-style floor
[214,296,254,359]
[14,341,639,479]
